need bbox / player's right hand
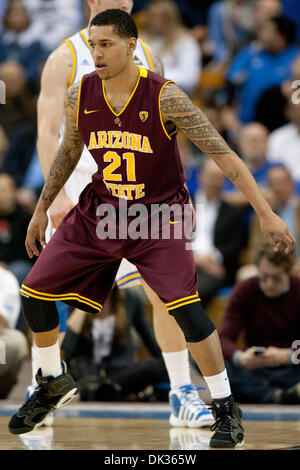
[25,210,49,258]
[49,192,75,228]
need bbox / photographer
[219,242,300,404]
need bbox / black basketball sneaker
[209,395,244,448]
[9,362,78,435]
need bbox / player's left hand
[259,211,295,253]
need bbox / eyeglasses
[258,272,286,283]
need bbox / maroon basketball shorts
[21,183,200,314]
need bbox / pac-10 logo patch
[139,111,148,122]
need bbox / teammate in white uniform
[31,0,214,429]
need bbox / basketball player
[32,0,214,429]
[9,10,295,447]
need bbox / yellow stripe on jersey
[65,39,77,87]
[117,273,141,286]
[76,76,83,130]
[102,68,142,117]
[80,29,90,48]
[158,81,176,140]
[139,38,153,71]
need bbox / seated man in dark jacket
[219,242,300,404]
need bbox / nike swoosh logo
[84,108,99,114]
[170,220,181,224]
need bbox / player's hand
[49,192,74,229]
[25,210,49,258]
[259,211,295,253]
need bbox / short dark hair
[90,9,138,39]
[254,242,295,273]
[269,15,297,45]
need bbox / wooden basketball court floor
[0,402,300,451]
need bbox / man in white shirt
[267,100,300,183]
[0,266,28,398]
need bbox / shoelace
[210,413,233,432]
[20,389,51,414]
[178,384,206,409]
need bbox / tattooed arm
[160,83,295,253]
[25,82,84,258]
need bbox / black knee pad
[170,301,215,342]
[21,294,59,333]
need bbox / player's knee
[169,301,216,343]
[21,295,59,333]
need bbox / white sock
[35,341,62,378]
[203,369,231,400]
[31,345,39,387]
[162,349,191,390]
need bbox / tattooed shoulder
[160,83,231,156]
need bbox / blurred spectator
[245,166,300,274]
[0,126,8,169]
[0,265,28,398]
[207,0,256,65]
[0,173,33,285]
[223,123,277,207]
[134,0,211,27]
[220,243,300,404]
[0,60,36,138]
[226,15,298,124]
[0,60,36,190]
[192,160,244,306]
[0,0,9,34]
[267,100,300,186]
[255,52,300,132]
[63,286,169,402]
[2,122,37,191]
[0,0,47,87]
[18,148,44,204]
[176,131,201,201]
[141,0,201,95]
[22,0,83,53]
[254,0,282,28]
[281,0,300,42]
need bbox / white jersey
[63,29,154,202]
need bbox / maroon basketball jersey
[77,67,185,206]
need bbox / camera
[252,346,266,355]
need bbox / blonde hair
[144,0,186,53]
